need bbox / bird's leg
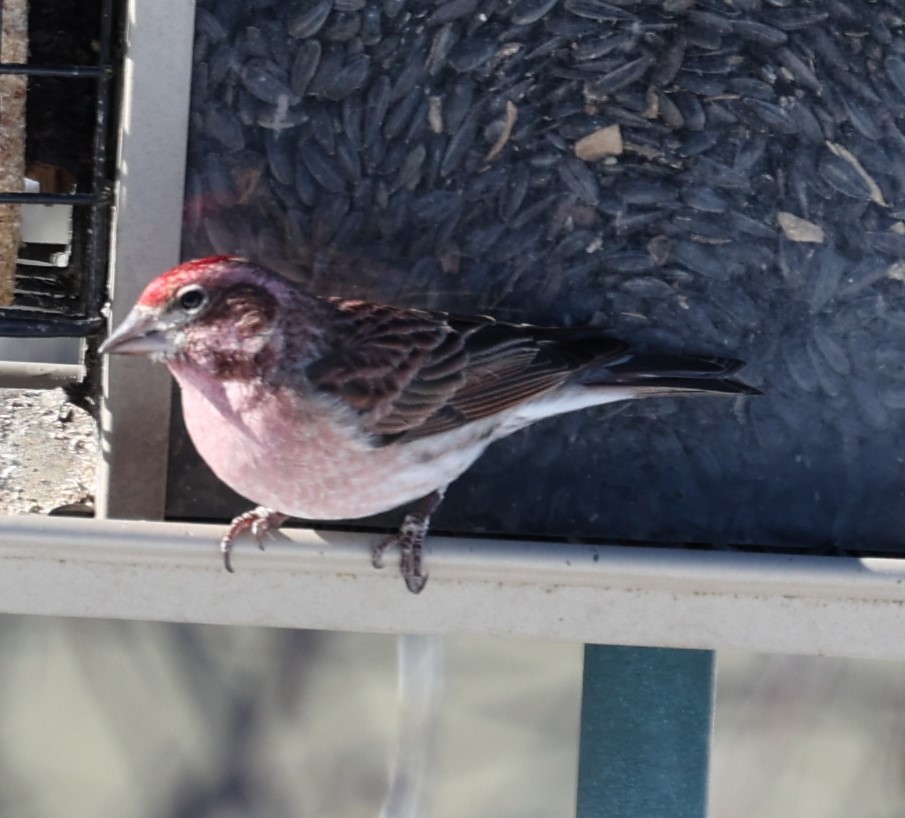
[371,489,445,571]
[372,489,445,594]
[398,513,430,594]
[220,506,289,573]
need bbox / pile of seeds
[175,0,905,556]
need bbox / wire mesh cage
[0,0,118,338]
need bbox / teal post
[576,645,715,818]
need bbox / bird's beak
[99,306,171,356]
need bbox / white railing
[2,515,905,659]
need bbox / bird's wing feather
[306,300,628,441]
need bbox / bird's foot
[372,512,431,594]
[220,506,288,572]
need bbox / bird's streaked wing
[306,299,628,442]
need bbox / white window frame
[4,0,901,660]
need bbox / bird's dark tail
[579,353,761,396]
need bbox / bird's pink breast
[169,364,486,520]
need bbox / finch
[100,255,759,593]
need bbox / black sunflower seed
[774,46,822,93]
[673,92,705,131]
[335,134,362,183]
[265,131,294,185]
[290,40,321,97]
[510,0,559,25]
[360,6,382,45]
[341,95,364,150]
[499,163,530,221]
[196,7,228,42]
[427,0,480,26]
[587,55,655,96]
[558,157,599,205]
[731,20,788,47]
[671,239,738,280]
[884,56,905,102]
[686,10,733,34]
[682,186,729,213]
[441,106,481,176]
[741,98,797,134]
[241,59,298,105]
[205,102,246,151]
[573,31,635,62]
[818,152,874,201]
[679,130,719,156]
[770,8,829,30]
[448,37,498,73]
[293,152,318,207]
[307,103,337,154]
[649,35,685,87]
[299,140,346,193]
[287,0,333,39]
[601,252,656,273]
[691,157,749,190]
[866,232,905,258]
[563,0,637,22]
[313,192,351,243]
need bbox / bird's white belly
[174,373,488,520]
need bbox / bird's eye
[177,285,207,312]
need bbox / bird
[100,255,760,593]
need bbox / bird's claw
[374,511,430,594]
[251,519,273,549]
[371,538,389,570]
[220,506,288,572]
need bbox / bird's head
[100,256,298,379]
